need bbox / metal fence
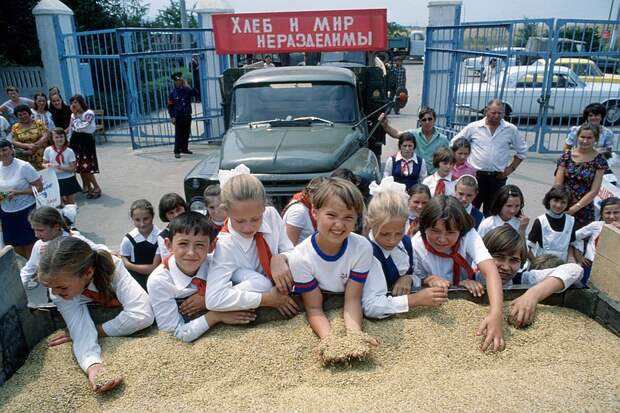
[60,27,224,149]
[0,66,45,102]
[423,18,620,153]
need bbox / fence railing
[0,66,45,101]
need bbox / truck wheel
[604,101,620,126]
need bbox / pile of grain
[1,300,619,412]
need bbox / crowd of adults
[0,86,102,257]
[380,99,614,228]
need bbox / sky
[146,0,617,26]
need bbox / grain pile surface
[1,300,619,412]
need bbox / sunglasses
[420,117,434,122]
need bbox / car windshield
[321,52,366,65]
[570,63,603,77]
[233,82,358,124]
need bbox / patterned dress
[557,151,609,228]
[11,120,48,170]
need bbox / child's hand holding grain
[459,279,485,297]
[87,363,123,394]
[410,286,448,307]
[424,275,451,289]
[391,275,413,296]
[179,293,206,318]
[270,254,294,294]
[508,295,537,328]
[476,312,505,352]
[265,287,299,317]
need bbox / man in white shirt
[451,99,528,216]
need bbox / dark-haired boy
[147,212,256,342]
[479,226,582,328]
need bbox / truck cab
[184,65,385,211]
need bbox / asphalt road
[72,64,560,249]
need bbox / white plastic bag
[33,168,61,208]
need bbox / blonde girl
[206,165,299,316]
[363,179,448,319]
[21,206,103,288]
[39,237,153,393]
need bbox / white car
[463,47,524,75]
[456,65,620,125]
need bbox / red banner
[212,9,387,54]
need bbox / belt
[476,170,502,176]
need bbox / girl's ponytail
[91,249,116,304]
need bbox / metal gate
[60,27,226,149]
[422,18,620,153]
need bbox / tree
[60,0,149,31]
[153,0,198,28]
[388,21,408,37]
[0,0,41,65]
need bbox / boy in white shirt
[480,226,583,328]
[422,147,455,197]
[147,212,256,343]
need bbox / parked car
[532,58,620,84]
[463,47,525,75]
[409,30,425,59]
[456,65,620,125]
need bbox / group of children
[22,155,620,393]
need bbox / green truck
[184,64,387,211]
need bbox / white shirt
[282,202,315,243]
[529,214,575,262]
[53,256,154,372]
[289,233,372,293]
[42,146,76,180]
[362,259,409,319]
[147,255,210,343]
[383,152,428,181]
[157,234,171,259]
[477,215,521,238]
[477,263,583,291]
[0,116,11,139]
[368,231,421,287]
[452,118,528,172]
[20,231,109,284]
[575,221,604,261]
[120,226,161,261]
[0,158,39,212]
[68,110,96,138]
[411,229,492,283]
[422,171,455,197]
[32,110,55,130]
[206,206,293,311]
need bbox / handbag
[32,168,61,208]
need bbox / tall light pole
[179,0,189,29]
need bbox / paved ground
[74,64,562,249]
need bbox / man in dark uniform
[168,72,199,158]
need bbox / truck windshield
[233,82,358,124]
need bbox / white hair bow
[218,163,251,187]
[368,177,408,198]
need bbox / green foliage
[388,21,408,37]
[153,0,198,28]
[0,0,41,65]
[61,0,149,30]
[558,26,601,52]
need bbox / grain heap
[1,300,619,412]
